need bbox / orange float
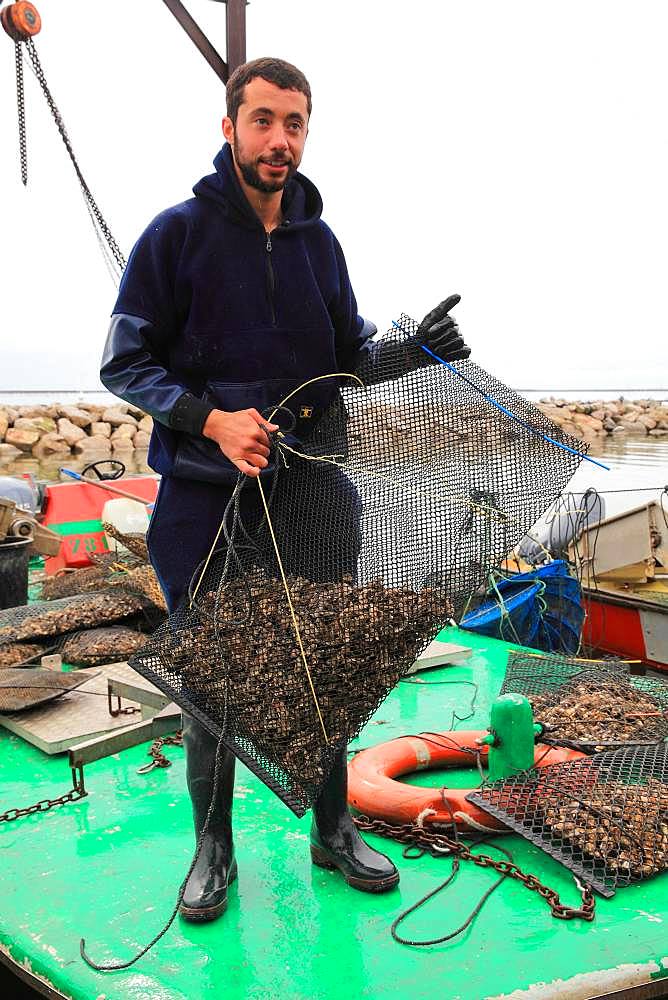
[347,730,585,835]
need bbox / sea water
[572,436,668,518]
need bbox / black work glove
[415,293,471,361]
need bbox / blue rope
[391,320,610,472]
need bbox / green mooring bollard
[477,693,543,782]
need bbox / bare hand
[202,408,279,477]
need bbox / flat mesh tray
[501,651,668,751]
[468,743,668,897]
[0,667,95,712]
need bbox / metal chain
[353,814,596,922]
[15,40,27,185]
[108,689,142,718]
[0,766,87,824]
[1,727,185,821]
[137,730,183,774]
[23,38,126,272]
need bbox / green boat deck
[2,628,668,1000]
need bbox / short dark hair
[226,57,312,124]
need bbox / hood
[192,142,323,231]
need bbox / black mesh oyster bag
[468,743,668,897]
[129,315,587,815]
[501,650,668,751]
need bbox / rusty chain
[1,728,184,821]
[137,730,183,774]
[20,37,126,273]
[353,814,595,922]
[0,767,87,824]
[1,726,185,821]
[15,39,27,184]
[108,689,142,718]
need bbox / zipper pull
[266,231,272,252]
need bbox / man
[101,57,469,923]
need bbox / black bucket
[0,536,31,610]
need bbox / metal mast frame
[161,0,247,83]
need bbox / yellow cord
[522,652,641,664]
[191,372,365,606]
[256,476,330,744]
[268,371,364,423]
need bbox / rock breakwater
[0,397,666,461]
[536,398,668,442]
[0,402,152,460]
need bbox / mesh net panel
[0,666,92,712]
[0,590,148,643]
[102,522,149,561]
[130,317,586,816]
[107,564,168,616]
[40,558,118,601]
[39,551,167,622]
[0,642,47,669]
[39,550,146,602]
[502,651,668,750]
[60,625,148,667]
[468,744,668,897]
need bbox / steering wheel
[80,460,126,481]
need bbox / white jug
[102,498,150,554]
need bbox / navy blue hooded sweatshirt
[100,144,376,486]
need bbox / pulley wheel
[9,517,34,538]
[1,2,42,41]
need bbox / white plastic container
[102,498,150,554]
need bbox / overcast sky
[1,0,667,394]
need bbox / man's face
[223,77,309,194]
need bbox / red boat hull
[42,477,159,573]
[583,590,668,672]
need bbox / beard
[232,136,297,193]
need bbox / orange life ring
[348,730,585,835]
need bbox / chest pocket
[171,378,341,486]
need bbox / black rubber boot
[179,714,238,922]
[311,745,399,893]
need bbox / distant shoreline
[535,397,668,441]
[1,397,666,466]
[1,389,666,407]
